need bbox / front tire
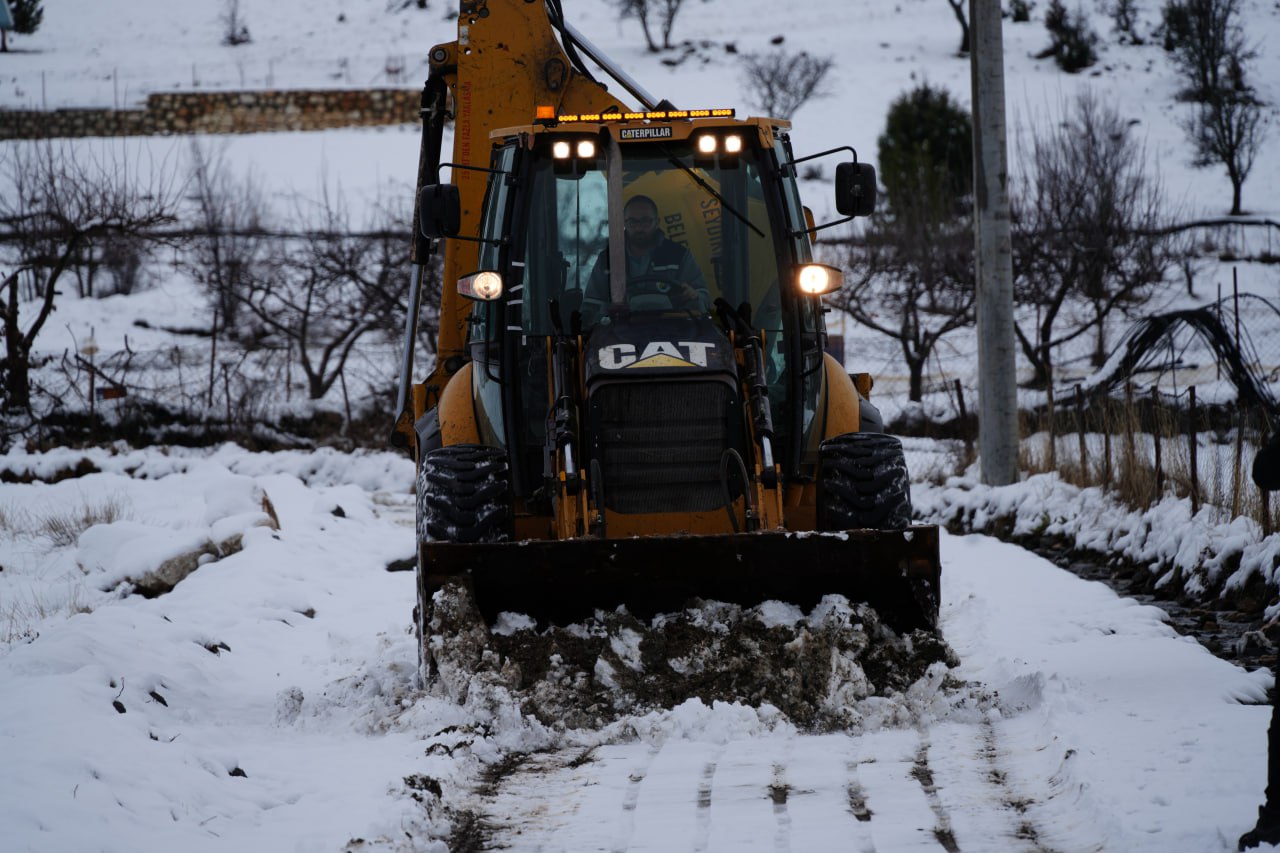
[416,444,512,544]
[414,444,510,686]
[817,433,912,531]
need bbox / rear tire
[414,444,510,686]
[817,433,912,531]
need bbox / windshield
[518,137,784,336]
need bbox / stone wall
[1,88,420,140]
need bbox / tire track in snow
[912,738,961,852]
[844,758,878,853]
[692,745,726,851]
[769,761,792,853]
[613,741,661,853]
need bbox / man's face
[623,201,659,250]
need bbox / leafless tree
[944,0,970,54]
[231,182,414,400]
[740,50,834,119]
[1185,93,1266,216]
[613,0,690,53]
[1011,92,1181,387]
[187,141,270,335]
[1109,0,1142,42]
[220,0,252,46]
[836,205,975,402]
[0,141,182,412]
[1163,0,1267,214]
[1161,0,1253,102]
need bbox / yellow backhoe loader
[392,0,941,678]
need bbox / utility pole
[969,0,1019,485]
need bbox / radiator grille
[591,381,742,514]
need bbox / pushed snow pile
[425,582,966,732]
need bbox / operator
[1240,429,1280,850]
[581,194,709,322]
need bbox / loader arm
[392,0,633,450]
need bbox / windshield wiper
[657,148,765,239]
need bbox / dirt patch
[424,581,960,732]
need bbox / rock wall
[1,88,420,139]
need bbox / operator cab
[419,109,876,526]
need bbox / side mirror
[835,162,877,218]
[419,184,460,238]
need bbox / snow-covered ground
[5,2,1280,849]
[0,444,1270,851]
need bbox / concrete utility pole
[969,0,1019,485]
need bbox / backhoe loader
[392,0,941,680]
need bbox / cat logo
[599,341,715,370]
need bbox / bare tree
[232,182,413,400]
[836,212,975,402]
[187,141,269,335]
[0,141,181,412]
[944,0,970,55]
[220,0,252,46]
[1011,92,1179,388]
[1161,0,1253,102]
[613,0,690,53]
[1163,0,1267,214]
[740,50,834,119]
[1186,92,1266,215]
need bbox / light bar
[553,108,736,123]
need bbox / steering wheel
[626,273,684,298]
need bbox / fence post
[1075,384,1088,483]
[1124,382,1136,481]
[1189,385,1200,516]
[208,306,218,410]
[1103,397,1113,485]
[1152,386,1163,502]
[954,378,974,459]
[1046,381,1057,469]
[1233,404,1245,518]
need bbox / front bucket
[419,526,941,633]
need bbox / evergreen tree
[10,0,42,35]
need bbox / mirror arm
[785,145,859,168]
[788,214,855,238]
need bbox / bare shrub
[220,0,252,46]
[0,140,183,413]
[1038,0,1099,72]
[740,50,834,119]
[3,585,91,645]
[34,494,131,547]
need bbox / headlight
[458,270,504,301]
[552,140,572,159]
[796,264,843,296]
[576,139,596,158]
[724,134,742,154]
[696,134,718,154]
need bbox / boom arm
[393,0,634,450]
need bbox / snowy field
[4,1,1280,849]
[0,444,1271,851]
